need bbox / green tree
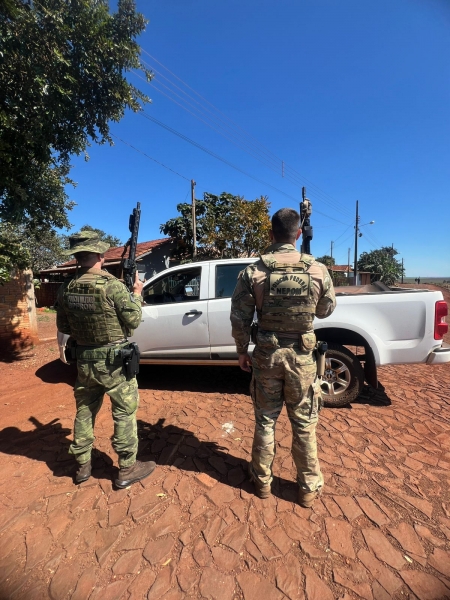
[0,221,31,284]
[0,221,123,282]
[358,246,404,285]
[0,0,151,231]
[315,255,335,267]
[77,225,122,249]
[161,192,271,260]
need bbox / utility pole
[300,187,313,254]
[347,248,351,283]
[191,180,197,258]
[401,258,404,284]
[354,200,359,285]
[330,240,334,262]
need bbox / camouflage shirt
[56,267,142,343]
[230,243,336,354]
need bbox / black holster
[250,321,259,345]
[64,337,77,365]
[120,342,141,381]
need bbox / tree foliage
[0,0,150,231]
[315,254,335,267]
[0,221,31,284]
[161,192,271,261]
[0,220,123,282]
[78,225,122,249]
[358,246,404,285]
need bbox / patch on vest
[269,273,311,296]
[67,294,95,311]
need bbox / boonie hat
[63,230,110,256]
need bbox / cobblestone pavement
[0,355,450,600]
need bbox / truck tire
[320,343,364,408]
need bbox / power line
[332,224,353,245]
[144,76,352,217]
[111,134,190,181]
[360,227,382,249]
[333,229,355,249]
[136,53,355,218]
[360,224,384,248]
[139,111,351,226]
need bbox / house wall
[139,241,175,280]
[0,269,38,351]
[37,241,176,295]
[35,282,61,308]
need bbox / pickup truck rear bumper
[426,343,450,364]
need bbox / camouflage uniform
[231,243,336,492]
[56,233,142,468]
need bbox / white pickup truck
[58,258,450,407]
[128,258,449,407]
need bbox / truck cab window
[143,268,201,304]
[215,264,251,298]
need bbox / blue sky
[67,0,450,276]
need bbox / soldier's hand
[133,272,144,296]
[238,353,252,372]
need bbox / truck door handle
[185,309,202,316]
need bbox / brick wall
[35,282,61,308]
[0,269,39,351]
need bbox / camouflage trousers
[69,345,139,468]
[249,336,323,492]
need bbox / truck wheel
[320,343,364,408]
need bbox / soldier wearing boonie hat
[61,230,111,256]
[56,230,156,488]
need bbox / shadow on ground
[0,416,113,482]
[35,361,392,411]
[352,382,392,407]
[138,364,252,395]
[35,361,251,395]
[137,417,301,502]
[35,359,77,385]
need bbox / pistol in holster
[64,337,77,365]
[315,341,328,378]
[250,321,259,345]
[120,342,141,381]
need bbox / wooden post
[354,200,359,285]
[191,180,197,258]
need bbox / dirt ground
[0,302,449,599]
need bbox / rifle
[121,202,141,292]
[300,187,313,255]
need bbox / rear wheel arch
[314,327,378,405]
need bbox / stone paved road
[0,354,450,600]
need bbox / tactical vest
[257,252,316,334]
[62,271,127,346]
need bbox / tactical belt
[258,332,317,350]
[76,340,129,360]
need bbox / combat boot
[298,488,321,508]
[247,462,271,499]
[75,460,91,484]
[115,460,156,489]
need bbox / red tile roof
[43,238,172,270]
